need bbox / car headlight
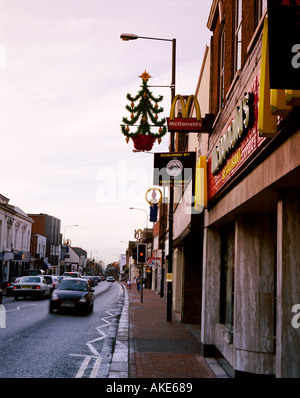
[51,293,59,301]
[79,297,87,303]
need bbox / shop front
[201,49,300,377]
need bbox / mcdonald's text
[167,117,203,132]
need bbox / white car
[13,276,51,300]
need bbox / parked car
[82,276,95,287]
[24,269,45,276]
[6,277,21,296]
[63,272,82,278]
[13,276,51,300]
[49,278,94,315]
[106,276,115,282]
[43,275,59,293]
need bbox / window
[234,0,242,74]
[219,23,225,111]
[255,0,267,26]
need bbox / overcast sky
[0,0,212,265]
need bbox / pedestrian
[127,279,132,290]
[136,276,141,292]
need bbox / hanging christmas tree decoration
[121,70,167,151]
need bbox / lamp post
[129,207,149,230]
[63,224,78,242]
[122,33,176,322]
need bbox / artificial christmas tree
[121,71,167,151]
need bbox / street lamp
[120,33,176,107]
[122,33,176,322]
[63,224,79,242]
[129,207,148,230]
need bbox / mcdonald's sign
[167,95,204,132]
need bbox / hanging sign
[267,0,300,89]
[167,95,204,132]
[153,152,196,187]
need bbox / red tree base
[132,135,156,151]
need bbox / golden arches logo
[169,95,202,121]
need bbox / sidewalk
[109,282,229,379]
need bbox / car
[63,272,82,278]
[13,276,51,300]
[6,277,21,296]
[24,269,45,276]
[43,275,59,293]
[82,275,97,286]
[49,278,94,315]
[106,276,115,282]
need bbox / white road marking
[70,309,119,377]
[4,304,37,313]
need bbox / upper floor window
[234,0,242,74]
[219,23,225,111]
[255,0,267,27]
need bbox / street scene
[1,279,124,378]
[1,0,300,383]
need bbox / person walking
[136,276,141,292]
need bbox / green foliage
[121,76,167,139]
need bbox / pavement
[109,282,230,379]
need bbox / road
[0,280,125,378]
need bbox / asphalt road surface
[0,280,124,378]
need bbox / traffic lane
[0,281,124,378]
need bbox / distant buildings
[0,194,33,284]
[0,198,89,289]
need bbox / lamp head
[120,33,138,41]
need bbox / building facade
[28,213,61,275]
[200,0,300,377]
[0,194,33,287]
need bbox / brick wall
[210,0,257,115]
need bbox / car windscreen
[57,279,88,291]
[21,277,41,283]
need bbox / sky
[0,0,212,265]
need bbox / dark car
[6,277,21,296]
[49,278,94,315]
[82,275,95,287]
[63,272,81,278]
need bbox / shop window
[234,0,242,74]
[220,224,235,331]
